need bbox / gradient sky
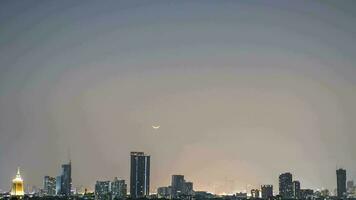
[1,0,356,194]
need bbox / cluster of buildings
[157,175,194,199]
[42,161,72,197]
[2,152,356,200]
[95,177,127,200]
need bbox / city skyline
[1,0,356,195]
[2,154,354,197]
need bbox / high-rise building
[292,181,301,199]
[43,176,56,196]
[59,161,72,196]
[11,168,24,197]
[130,152,150,198]
[279,172,293,199]
[251,189,260,198]
[56,176,62,195]
[337,168,346,198]
[261,185,273,199]
[95,181,111,200]
[111,177,127,199]
[171,175,185,198]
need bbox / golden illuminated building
[11,167,24,197]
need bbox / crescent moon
[152,125,160,129]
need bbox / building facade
[59,162,72,196]
[95,181,111,200]
[171,175,185,198]
[279,172,293,199]
[111,177,127,199]
[292,181,301,199]
[261,185,273,199]
[251,189,260,198]
[43,176,56,196]
[337,168,347,198]
[130,152,150,198]
[11,168,24,197]
[157,187,171,198]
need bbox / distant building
[320,189,330,198]
[347,180,354,194]
[170,175,194,198]
[130,152,150,198]
[11,168,24,197]
[111,177,127,199]
[171,175,185,198]
[337,168,346,198]
[195,191,215,199]
[59,162,72,196]
[95,181,111,200]
[251,189,260,198]
[56,176,62,195]
[43,176,56,196]
[292,181,301,199]
[184,182,194,196]
[261,185,273,199]
[300,189,314,200]
[157,186,171,198]
[279,172,293,198]
[235,192,247,199]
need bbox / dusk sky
[1,0,356,194]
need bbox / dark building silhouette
[183,181,194,196]
[171,175,185,198]
[251,189,260,198]
[261,185,273,199]
[336,168,346,198]
[130,152,150,198]
[300,189,314,200]
[157,186,171,198]
[292,181,301,199]
[59,162,72,196]
[279,172,293,199]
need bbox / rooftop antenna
[68,146,71,165]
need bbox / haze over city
[1,0,356,195]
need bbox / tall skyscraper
[11,168,24,197]
[336,168,346,198]
[43,176,56,196]
[279,172,293,199]
[59,161,72,196]
[293,181,301,199]
[130,152,150,198]
[261,185,273,199]
[171,175,185,198]
[111,177,127,199]
[95,181,111,200]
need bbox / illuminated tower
[11,167,25,197]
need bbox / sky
[1,0,356,195]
